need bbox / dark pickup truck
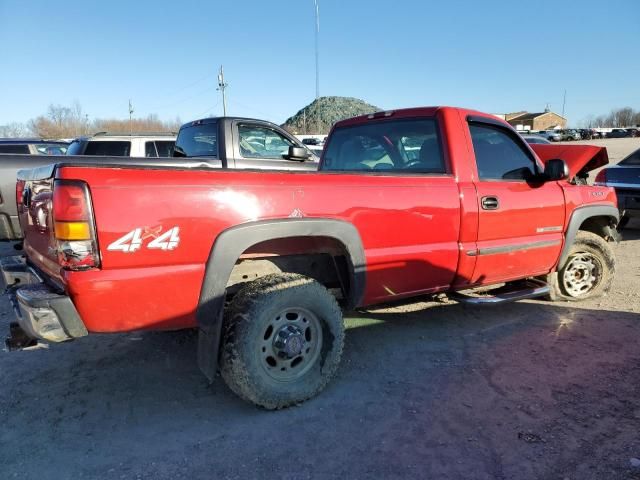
[0,117,317,241]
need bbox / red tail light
[594,169,607,185]
[52,180,100,270]
[16,179,25,210]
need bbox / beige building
[504,108,567,131]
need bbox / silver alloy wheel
[259,307,323,382]
[562,252,602,297]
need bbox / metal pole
[128,99,134,136]
[561,89,566,120]
[218,65,228,116]
[314,0,320,99]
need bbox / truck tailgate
[17,167,63,282]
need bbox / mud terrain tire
[220,273,344,409]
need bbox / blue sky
[0,0,638,126]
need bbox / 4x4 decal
[107,227,180,252]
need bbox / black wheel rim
[562,251,603,297]
[259,307,323,382]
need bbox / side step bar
[449,279,549,305]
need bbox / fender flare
[196,218,366,381]
[559,204,619,267]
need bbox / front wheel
[220,273,344,409]
[547,231,615,301]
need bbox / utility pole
[217,65,228,116]
[314,0,320,99]
[128,99,134,136]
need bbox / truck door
[467,118,565,285]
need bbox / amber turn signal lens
[54,221,91,240]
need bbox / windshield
[175,123,218,157]
[35,144,67,155]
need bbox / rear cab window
[175,122,218,157]
[322,118,445,173]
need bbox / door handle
[481,196,499,210]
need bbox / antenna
[128,99,134,136]
[561,89,567,119]
[217,65,228,116]
[314,0,320,99]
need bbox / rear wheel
[547,231,615,301]
[220,273,344,409]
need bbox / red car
[4,106,619,408]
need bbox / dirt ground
[1,139,639,479]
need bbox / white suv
[66,132,176,157]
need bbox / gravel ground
[1,140,639,479]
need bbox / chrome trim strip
[536,226,563,233]
[477,239,561,256]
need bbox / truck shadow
[2,297,639,478]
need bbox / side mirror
[287,146,311,161]
[544,158,569,181]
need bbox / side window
[238,125,294,158]
[145,142,158,157]
[84,141,131,156]
[155,141,175,157]
[469,124,537,181]
[0,144,29,154]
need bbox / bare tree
[614,107,634,127]
[29,102,86,138]
[93,114,181,134]
[15,102,180,139]
[0,122,30,137]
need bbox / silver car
[539,130,563,142]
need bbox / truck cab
[173,117,318,170]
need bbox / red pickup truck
[3,107,619,409]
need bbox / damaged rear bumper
[1,255,87,344]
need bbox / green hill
[283,96,379,134]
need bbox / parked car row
[605,128,639,138]
[520,128,640,142]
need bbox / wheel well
[578,215,617,241]
[227,236,353,305]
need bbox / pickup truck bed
[3,106,619,409]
